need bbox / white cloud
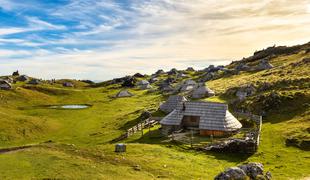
[26,16,67,30]
[0,0,310,80]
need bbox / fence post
[190,130,193,148]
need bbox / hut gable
[115,90,134,98]
[192,84,215,98]
[0,80,12,90]
[159,95,187,113]
[160,101,242,132]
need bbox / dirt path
[0,144,39,154]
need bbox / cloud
[0,0,310,80]
[26,16,67,30]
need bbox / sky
[0,0,310,81]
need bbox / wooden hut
[192,83,215,98]
[159,95,187,113]
[160,101,242,136]
[0,80,12,90]
[115,90,134,98]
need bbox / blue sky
[0,0,310,81]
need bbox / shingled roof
[160,101,242,131]
[159,95,187,113]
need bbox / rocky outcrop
[167,68,178,75]
[121,76,136,87]
[133,73,145,78]
[12,70,19,76]
[235,63,251,71]
[254,59,274,71]
[201,72,215,82]
[215,163,271,180]
[155,69,165,75]
[186,67,195,71]
[28,79,41,85]
[16,75,29,82]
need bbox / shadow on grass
[127,129,253,163]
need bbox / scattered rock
[140,110,152,119]
[133,73,145,78]
[215,167,247,180]
[63,82,74,87]
[254,59,274,71]
[155,69,165,75]
[80,80,94,84]
[12,70,20,76]
[235,63,251,71]
[28,79,41,85]
[133,165,141,171]
[201,72,215,82]
[238,163,264,179]
[16,75,29,82]
[215,163,271,180]
[167,68,178,75]
[121,76,136,87]
[186,67,195,71]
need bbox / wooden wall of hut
[181,116,200,128]
[199,130,226,136]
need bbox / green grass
[0,52,309,179]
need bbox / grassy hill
[0,43,309,179]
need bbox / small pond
[47,104,91,109]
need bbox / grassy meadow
[0,51,309,179]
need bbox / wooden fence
[234,111,262,150]
[111,117,161,142]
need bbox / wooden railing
[111,117,162,142]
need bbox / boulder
[235,63,251,71]
[121,76,136,87]
[214,167,247,180]
[16,75,29,82]
[186,67,195,71]
[176,73,187,79]
[140,110,152,119]
[155,69,165,75]
[238,163,264,179]
[12,70,19,76]
[204,65,223,73]
[80,80,94,84]
[255,59,274,71]
[167,68,178,75]
[160,85,174,93]
[149,77,159,83]
[201,72,215,82]
[215,163,271,180]
[137,80,150,86]
[133,73,145,78]
[236,84,256,100]
[28,79,41,85]
[164,77,176,84]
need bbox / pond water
[48,104,90,109]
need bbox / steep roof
[137,80,150,85]
[192,85,215,98]
[160,101,242,131]
[116,90,134,97]
[159,95,187,113]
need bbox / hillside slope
[0,42,309,179]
